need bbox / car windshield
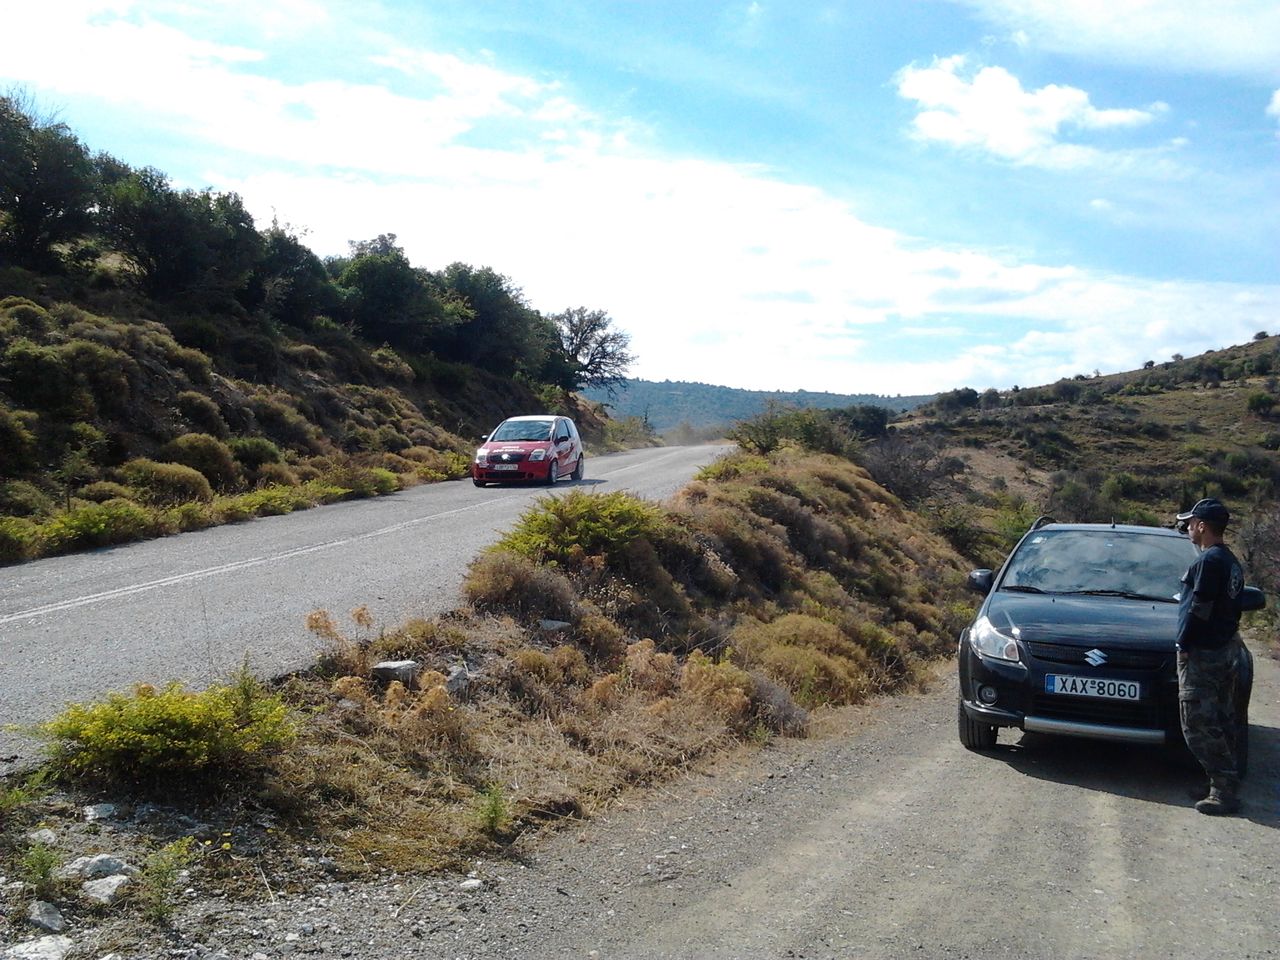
[1000,529,1196,600]
[490,419,553,442]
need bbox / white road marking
[0,497,514,625]
[0,447,709,626]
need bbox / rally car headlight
[969,616,1020,662]
[475,448,488,465]
[529,448,548,461]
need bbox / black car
[957,518,1265,772]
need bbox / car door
[553,418,573,472]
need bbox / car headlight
[475,448,488,465]
[969,616,1021,662]
[529,448,547,461]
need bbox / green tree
[336,235,451,349]
[552,306,634,391]
[0,93,95,268]
[246,221,338,328]
[98,166,261,299]
[429,262,547,375]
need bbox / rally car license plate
[1045,675,1139,700]
[492,464,519,471]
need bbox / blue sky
[6,1,1279,394]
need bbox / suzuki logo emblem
[1084,649,1108,666]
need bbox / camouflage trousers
[1177,635,1242,796]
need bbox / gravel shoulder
[14,647,1275,960]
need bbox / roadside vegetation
[0,93,641,563]
[0,439,973,943]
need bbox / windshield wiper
[1000,584,1045,594]
[1062,589,1176,603]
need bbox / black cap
[1176,497,1230,526]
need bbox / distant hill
[892,334,1280,525]
[582,379,933,434]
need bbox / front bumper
[959,639,1178,746]
[473,461,551,483]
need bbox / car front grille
[1026,642,1169,672]
[487,452,528,463]
[1030,693,1161,729]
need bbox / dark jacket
[1177,543,1244,651]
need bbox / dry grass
[4,451,975,892]
[228,452,975,875]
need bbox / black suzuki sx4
[957,519,1265,772]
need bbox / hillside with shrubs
[0,94,646,564]
[835,336,1280,624]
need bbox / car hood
[984,591,1178,649]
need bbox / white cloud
[1269,89,1280,132]
[896,55,1172,171]
[4,2,1277,395]
[951,0,1280,80]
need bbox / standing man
[1174,497,1246,815]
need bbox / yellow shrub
[40,675,296,783]
[680,652,753,729]
[622,640,678,694]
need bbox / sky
[4,1,1279,395]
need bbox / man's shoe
[1195,789,1241,816]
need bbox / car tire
[473,479,486,487]
[958,697,998,751]
[572,456,584,480]
[545,460,559,486]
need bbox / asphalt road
[0,444,732,773]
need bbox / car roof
[501,414,559,422]
[1033,522,1183,538]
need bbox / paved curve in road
[0,444,731,772]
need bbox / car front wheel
[958,698,998,751]
[544,460,559,486]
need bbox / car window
[490,419,553,442]
[1001,529,1196,598]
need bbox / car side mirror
[967,569,994,595]
[1241,586,1266,612]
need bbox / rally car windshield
[489,420,554,442]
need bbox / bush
[730,614,874,706]
[729,405,855,457]
[39,671,297,785]
[324,464,399,497]
[176,391,229,438]
[76,480,137,503]
[497,490,667,565]
[39,499,159,554]
[59,339,135,411]
[0,479,55,517]
[1247,392,1276,416]
[680,651,753,730]
[118,458,214,504]
[2,337,76,410]
[464,550,577,621]
[0,516,38,563]
[370,345,415,381]
[0,405,38,475]
[696,452,771,483]
[228,435,283,471]
[161,433,240,489]
[255,462,299,487]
